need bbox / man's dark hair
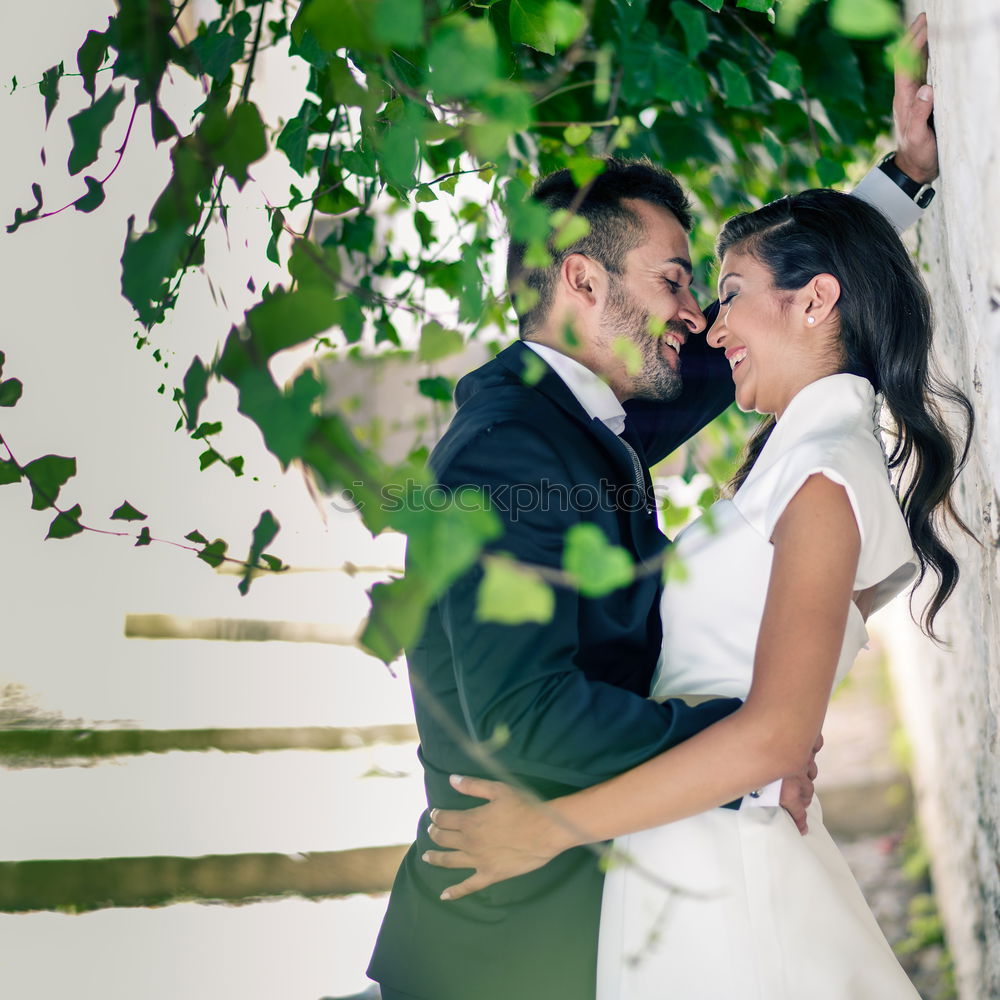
[505,157,692,339]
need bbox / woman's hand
[422,774,575,901]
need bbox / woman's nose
[706,314,725,349]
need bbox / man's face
[597,199,706,402]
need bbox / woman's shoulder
[732,375,915,588]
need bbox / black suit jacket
[369,318,741,999]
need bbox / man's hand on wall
[893,12,938,185]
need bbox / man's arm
[625,312,734,467]
[851,12,938,232]
[436,419,741,792]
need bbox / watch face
[917,188,936,208]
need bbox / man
[368,23,938,999]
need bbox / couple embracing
[367,17,972,1000]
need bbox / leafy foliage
[6,0,906,660]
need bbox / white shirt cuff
[851,165,926,234]
[740,778,782,809]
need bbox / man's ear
[562,253,603,310]
[801,273,841,328]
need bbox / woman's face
[707,251,828,417]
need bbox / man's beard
[600,278,683,402]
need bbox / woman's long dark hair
[718,189,974,640]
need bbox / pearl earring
[806,316,816,325]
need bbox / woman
[423,189,973,998]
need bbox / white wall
[884,4,1000,998]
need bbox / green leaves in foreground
[110,500,147,521]
[238,509,282,595]
[0,377,23,407]
[361,483,503,662]
[21,455,76,511]
[67,85,124,176]
[46,504,84,540]
[477,556,555,625]
[563,523,634,598]
[829,0,900,38]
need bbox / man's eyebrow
[664,256,693,276]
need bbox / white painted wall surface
[884,4,1000,998]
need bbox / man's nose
[678,289,707,335]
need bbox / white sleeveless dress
[596,374,921,1000]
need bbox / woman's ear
[802,273,841,328]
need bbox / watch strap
[878,152,934,205]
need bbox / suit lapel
[496,342,637,481]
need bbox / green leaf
[550,209,591,251]
[22,455,76,511]
[192,421,222,439]
[276,100,320,176]
[695,0,724,10]
[768,51,803,92]
[736,0,772,11]
[238,509,281,595]
[292,0,377,52]
[0,378,23,406]
[198,538,228,567]
[719,59,754,108]
[477,556,555,625]
[7,183,45,234]
[388,478,499,586]
[74,176,105,213]
[671,1,709,58]
[39,63,63,126]
[418,376,454,402]
[418,321,464,362]
[223,366,323,466]
[829,0,900,38]
[201,101,268,189]
[185,529,208,544]
[361,575,431,663]
[135,525,152,547]
[373,0,424,46]
[46,504,84,540]
[548,0,587,45]
[189,26,245,80]
[567,155,605,187]
[376,103,421,191]
[67,86,124,176]
[77,29,109,99]
[243,287,345,356]
[0,459,22,485]
[183,356,209,431]
[511,0,555,55]
[110,500,147,522]
[563,522,634,598]
[199,449,220,470]
[427,16,500,100]
[817,156,846,186]
[563,123,592,146]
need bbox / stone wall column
[883,3,1000,998]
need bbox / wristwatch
[878,152,936,208]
